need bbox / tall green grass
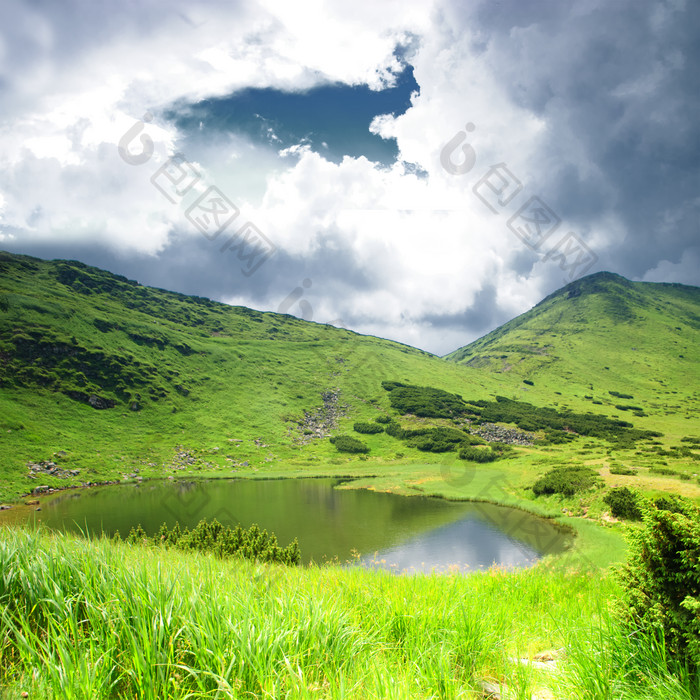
[0,529,696,699]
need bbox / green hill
[445,271,700,438]
[1,252,699,536]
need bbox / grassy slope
[445,271,700,441]
[2,256,700,698]
[1,528,697,700]
[0,251,508,496]
[1,254,699,566]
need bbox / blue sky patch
[168,64,419,165]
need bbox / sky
[0,0,698,355]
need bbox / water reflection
[16,478,572,573]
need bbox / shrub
[618,499,700,669]
[353,422,384,435]
[523,379,534,386]
[653,495,686,513]
[460,433,487,446]
[124,519,301,565]
[609,465,637,476]
[532,466,600,496]
[609,391,634,399]
[383,383,466,418]
[406,426,469,453]
[384,421,406,438]
[375,415,392,424]
[330,435,369,454]
[537,429,576,445]
[458,446,497,462]
[649,466,679,476]
[604,487,642,520]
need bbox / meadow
[2,253,700,698]
[1,527,697,700]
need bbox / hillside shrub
[406,426,468,453]
[353,422,384,435]
[375,415,392,424]
[383,382,466,418]
[523,379,534,386]
[609,465,637,476]
[649,466,679,476]
[461,433,487,445]
[458,446,497,462]
[532,466,600,496]
[384,421,405,438]
[610,391,634,399]
[330,435,370,454]
[381,381,663,446]
[653,495,686,513]
[537,429,576,445]
[604,487,642,520]
[618,499,700,669]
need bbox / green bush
[381,381,662,446]
[353,422,384,434]
[604,487,642,520]
[458,446,497,462]
[609,465,637,476]
[532,466,600,496]
[537,429,576,445]
[649,466,679,476]
[523,379,534,386]
[618,499,700,669]
[330,435,370,454]
[460,433,487,445]
[384,421,405,438]
[406,426,468,453]
[383,383,466,418]
[653,495,686,513]
[609,390,634,399]
[375,415,392,424]
[124,519,301,565]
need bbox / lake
[16,477,572,573]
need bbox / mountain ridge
[0,250,698,510]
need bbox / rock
[25,500,39,506]
[471,423,535,446]
[33,485,50,495]
[129,401,140,411]
[533,649,561,662]
[0,504,12,511]
[478,680,503,699]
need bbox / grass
[1,256,699,697]
[1,254,699,511]
[0,527,697,699]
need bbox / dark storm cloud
[459,0,700,284]
[1,226,377,321]
[421,283,510,339]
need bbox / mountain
[0,250,506,501]
[445,271,700,437]
[1,253,698,513]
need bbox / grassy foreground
[1,529,697,699]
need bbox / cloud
[0,0,698,355]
